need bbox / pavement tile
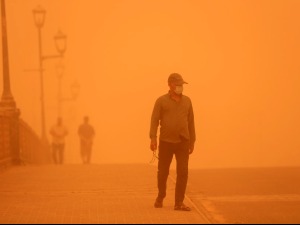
[0,164,211,224]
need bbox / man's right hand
[150,139,157,151]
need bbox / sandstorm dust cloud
[0,0,300,168]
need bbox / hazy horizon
[1,0,300,168]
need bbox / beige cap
[168,73,188,85]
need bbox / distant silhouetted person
[50,117,68,164]
[149,73,196,211]
[78,116,95,164]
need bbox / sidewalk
[0,164,211,224]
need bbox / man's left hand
[189,144,194,154]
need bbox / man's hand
[150,139,158,151]
[189,144,194,155]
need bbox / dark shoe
[174,203,191,211]
[154,198,163,208]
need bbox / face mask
[174,85,183,95]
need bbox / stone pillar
[0,0,21,165]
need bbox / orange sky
[1,0,300,168]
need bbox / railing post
[10,110,21,164]
[0,112,10,168]
[0,109,20,166]
[0,0,21,166]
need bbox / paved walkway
[0,164,212,224]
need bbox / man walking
[50,117,68,164]
[78,116,95,164]
[149,73,196,211]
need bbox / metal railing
[0,112,51,168]
[19,119,50,164]
[0,112,11,168]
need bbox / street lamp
[0,0,16,109]
[0,0,21,165]
[32,5,67,145]
[54,30,67,55]
[56,62,80,118]
[32,5,45,28]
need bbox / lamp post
[0,0,16,109]
[0,0,21,165]
[56,62,80,118]
[32,5,67,145]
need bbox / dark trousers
[52,143,65,164]
[80,141,92,164]
[157,140,190,205]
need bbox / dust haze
[1,0,300,168]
